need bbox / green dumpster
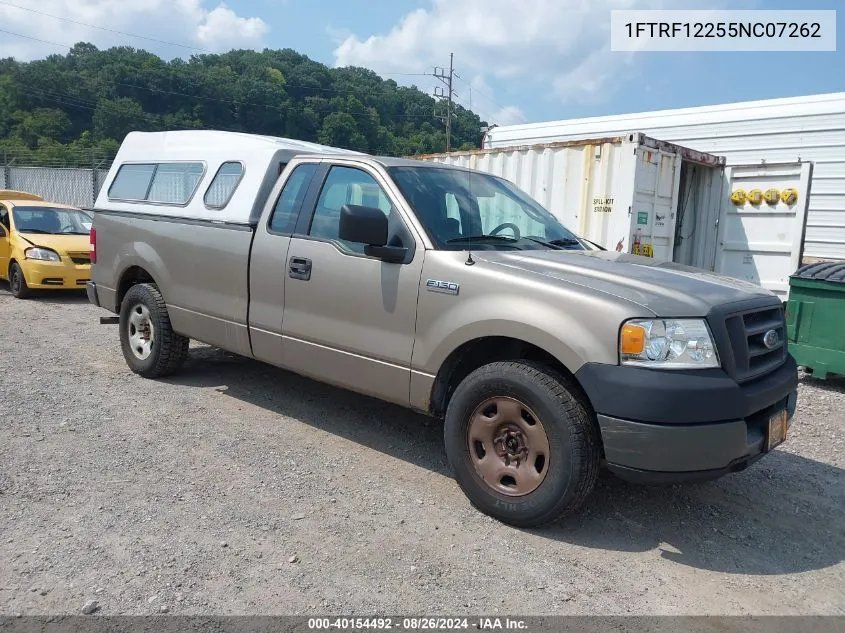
[786,261,845,379]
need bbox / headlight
[619,318,719,369]
[25,247,61,262]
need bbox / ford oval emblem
[763,329,779,349]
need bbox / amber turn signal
[620,323,646,355]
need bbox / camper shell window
[204,161,245,209]
[108,161,206,206]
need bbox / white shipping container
[417,133,813,298]
[483,91,845,265]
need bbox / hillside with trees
[0,43,487,166]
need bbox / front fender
[413,291,618,377]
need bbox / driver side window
[479,192,546,238]
[309,166,394,253]
[0,206,9,234]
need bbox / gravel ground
[0,286,843,616]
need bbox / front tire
[9,262,31,299]
[119,283,189,378]
[444,360,601,528]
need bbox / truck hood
[476,249,779,317]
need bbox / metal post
[433,53,456,153]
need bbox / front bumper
[21,259,90,290]
[574,355,799,482]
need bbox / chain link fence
[1,151,115,208]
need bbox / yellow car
[0,190,93,299]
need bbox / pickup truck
[87,130,798,527]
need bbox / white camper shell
[94,130,362,225]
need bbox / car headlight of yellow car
[25,247,61,262]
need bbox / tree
[0,42,489,166]
[93,97,153,140]
[10,108,71,148]
[318,112,367,151]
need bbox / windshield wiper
[521,237,564,250]
[446,235,519,244]
[548,238,584,249]
[18,229,52,234]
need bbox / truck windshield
[12,206,92,235]
[388,165,586,251]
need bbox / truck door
[279,162,424,407]
[714,161,813,299]
[248,162,320,366]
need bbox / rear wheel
[9,262,31,299]
[119,283,189,378]
[444,360,601,528]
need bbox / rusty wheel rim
[466,396,551,497]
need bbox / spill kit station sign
[593,197,614,213]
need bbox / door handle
[288,256,312,281]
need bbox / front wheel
[119,283,189,378]
[9,262,31,299]
[444,360,601,528]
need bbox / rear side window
[268,163,318,233]
[108,162,205,205]
[108,164,156,200]
[146,163,205,204]
[204,162,245,209]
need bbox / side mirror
[339,204,407,263]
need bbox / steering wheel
[489,222,521,239]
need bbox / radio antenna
[466,157,475,266]
[465,74,475,266]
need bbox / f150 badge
[426,279,460,295]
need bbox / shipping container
[483,91,845,266]
[417,132,813,298]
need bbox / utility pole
[433,53,457,152]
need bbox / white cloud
[489,106,526,126]
[195,3,268,49]
[333,0,720,113]
[0,0,268,60]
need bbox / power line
[0,3,445,91]
[11,86,408,157]
[0,1,213,52]
[453,74,527,123]
[381,72,432,77]
[0,31,472,154]
[0,27,72,51]
[0,27,450,121]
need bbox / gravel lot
[1,286,843,617]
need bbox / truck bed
[91,210,256,357]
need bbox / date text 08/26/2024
[307,617,529,630]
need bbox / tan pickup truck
[87,131,798,527]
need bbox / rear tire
[9,262,31,299]
[119,283,189,378]
[444,360,601,528]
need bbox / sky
[0,0,842,128]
